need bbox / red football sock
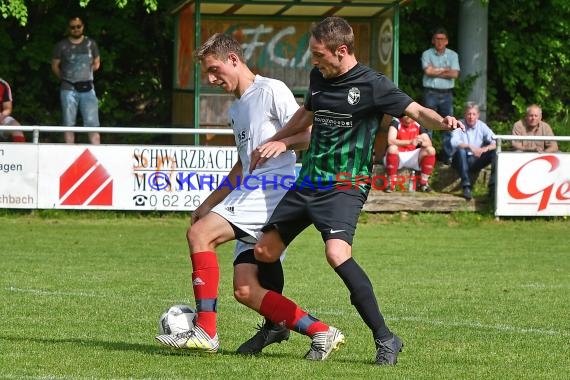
[12,135,25,143]
[420,154,436,185]
[190,251,219,337]
[385,152,399,177]
[259,291,328,336]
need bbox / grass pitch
[0,211,568,379]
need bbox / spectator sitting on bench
[383,116,436,192]
[450,102,496,201]
[511,104,558,153]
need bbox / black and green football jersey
[296,63,413,192]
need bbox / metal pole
[393,3,400,86]
[194,1,202,146]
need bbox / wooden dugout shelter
[171,0,410,152]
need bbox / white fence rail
[493,134,570,152]
[1,125,234,144]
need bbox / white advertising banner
[496,152,570,216]
[0,144,39,209]
[34,144,238,211]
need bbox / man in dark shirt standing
[51,15,101,144]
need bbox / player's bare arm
[248,128,311,173]
[256,127,312,160]
[404,101,465,132]
[191,159,243,224]
[264,106,313,143]
[249,107,313,172]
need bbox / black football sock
[257,259,285,329]
[335,257,392,342]
[257,259,284,294]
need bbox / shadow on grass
[1,334,163,353]
[1,334,370,364]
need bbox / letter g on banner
[507,155,561,212]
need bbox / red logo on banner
[507,155,570,212]
[59,149,113,206]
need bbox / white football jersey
[211,75,299,258]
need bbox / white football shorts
[211,181,288,261]
[384,148,421,171]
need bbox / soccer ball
[158,304,196,335]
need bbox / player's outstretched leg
[237,319,290,355]
[236,257,290,355]
[304,326,345,361]
[156,324,220,353]
[258,290,345,360]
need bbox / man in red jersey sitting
[383,115,436,192]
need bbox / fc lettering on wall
[175,13,372,91]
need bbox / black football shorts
[262,187,367,246]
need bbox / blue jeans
[452,148,496,189]
[423,88,454,162]
[60,89,100,127]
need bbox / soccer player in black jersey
[250,17,463,366]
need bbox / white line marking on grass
[5,286,101,298]
[0,374,159,380]
[390,316,570,337]
[518,283,570,289]
[310,308,569,337]
[5,286,190,305]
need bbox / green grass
[0,212,568,379]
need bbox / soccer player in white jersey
[156,33,343,359]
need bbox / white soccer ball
[158,304,196,335]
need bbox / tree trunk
[458,0,488,120]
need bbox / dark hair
[195,33,245,62]
[68,15,85,24]
[432,27,448,37]
[310,17,354,54]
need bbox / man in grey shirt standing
[51,15,101,144]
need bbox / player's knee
[187,225,205,250]
[186,225,194,244]
[386,145,399,154]
[253,243,273,263]
[233,284,254,306]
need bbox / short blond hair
[195,33,245,62]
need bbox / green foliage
[398,0,570,123]
[0,0,27,26]
[489,0,570,118]
[0,0,177,143]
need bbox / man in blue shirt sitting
[450,102,496,200]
